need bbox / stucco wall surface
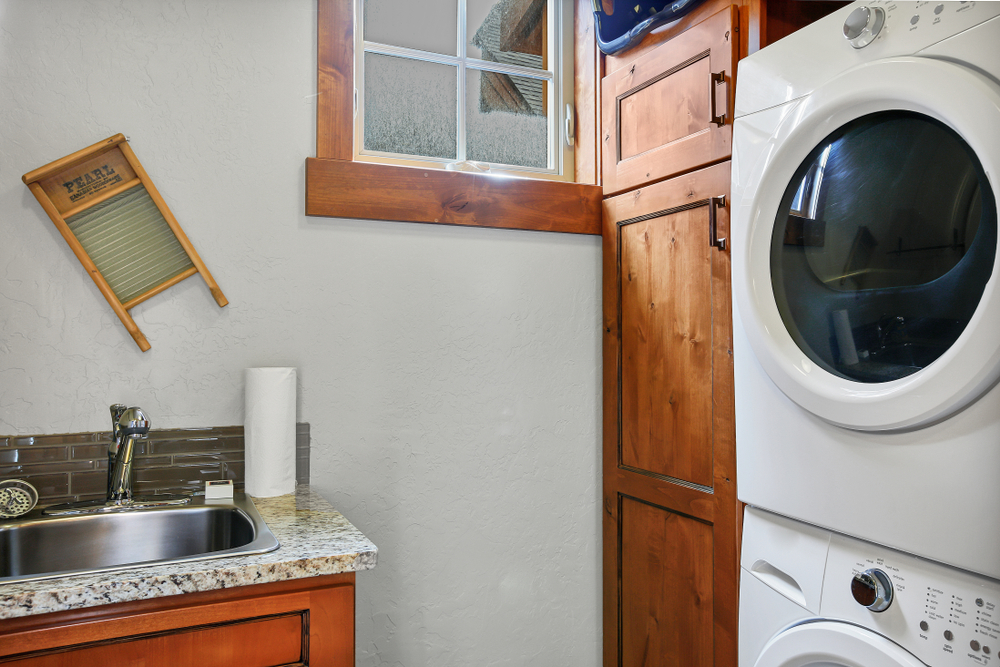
[0,2,601,665]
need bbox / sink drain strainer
[0,480,38,518]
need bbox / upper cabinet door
[601,6,736,197]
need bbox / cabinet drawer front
[602,6,735,196]
[7,614,304,667]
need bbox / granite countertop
[0,486,377,620]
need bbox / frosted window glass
[466,68,547,168]
[364,53,458,160]
[468,0,546,69]
[365,0,458,55]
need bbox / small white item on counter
[244,367,297,497]
[205,479,235,500]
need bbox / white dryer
[731,1,1000,579]
[740,506,1000,667]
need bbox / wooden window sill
[305,158,602,235]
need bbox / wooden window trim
[306,0,602,235]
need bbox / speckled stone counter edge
[0,486,377,619]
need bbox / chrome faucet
[107,406,150,504]
[42,405,191,516]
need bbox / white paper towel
[244,367,297,497]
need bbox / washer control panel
[824,533,1000,666]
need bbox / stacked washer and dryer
[731,2,1000,665]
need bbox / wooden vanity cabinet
[601,6,737,197]
[0,573,355,666]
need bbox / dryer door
[735,56,1000,430]
[754,621,924,667]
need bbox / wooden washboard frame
[22,134,228,352]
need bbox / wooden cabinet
[601,7,737,197]
[602,161,738,667]
[0,574,355,666]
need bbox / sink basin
[0,493,279,584]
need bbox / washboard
[22,134,228,351]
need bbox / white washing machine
[731,1,1000,579]
[740,506,1000,667]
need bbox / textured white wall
[0,1,601,664]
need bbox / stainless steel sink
[0,493,279,584]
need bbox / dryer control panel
[734,1,1000,118]
[847,1,999,52]
[823,533,1000,666]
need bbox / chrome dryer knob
[851,568,893,612]
[843,6,885,49]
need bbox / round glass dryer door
[735,56,1000,430]
[771,110,996,385]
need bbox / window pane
[364,0,458,56]
[466,68,548,168]
[771,111,997,384]
[364,53,458,160]
[468,0,547,69]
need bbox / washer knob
[843,6,886,49]
[851,569,894,612]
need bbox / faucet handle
[109,404,128,455]
[118,407,150,436]
[110,404,127,433]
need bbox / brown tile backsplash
[0,423,310,505]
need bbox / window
[307,0,601,235]
[355,0,575,180]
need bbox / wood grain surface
[0,573,355,667]
[306,158,603,235]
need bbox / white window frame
[353,0,575,182]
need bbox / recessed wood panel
[619,207,713,487]
[6,614,303,667]
[620,497,714,667]
[618,56,710,162]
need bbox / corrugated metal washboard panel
[66,185,194,305]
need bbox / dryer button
[843,6,886,48]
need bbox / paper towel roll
[244,367,297,497]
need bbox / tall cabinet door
[602,161,737,667]
[601,7,736,197]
